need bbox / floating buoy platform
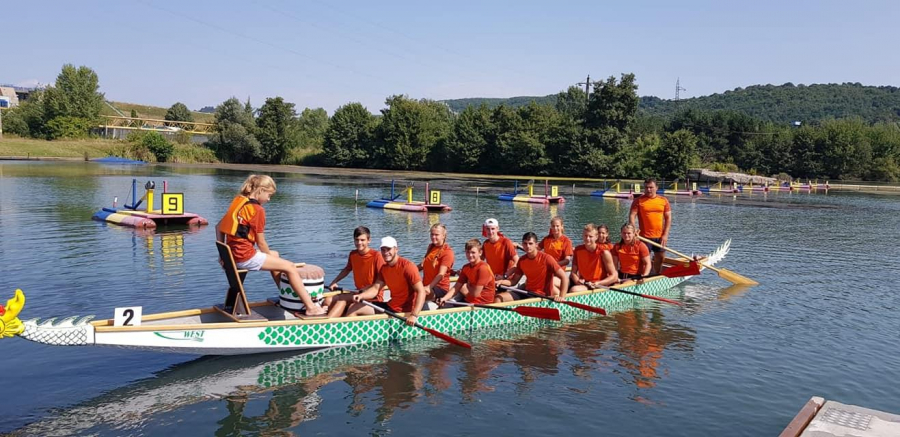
[498,180,565,204]
[591,181,635,199]
[365,180,451,212]
[93,179,208,229]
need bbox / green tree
[208,97,261,163]
[256,97,298,164]
[141,131,175,162]
[445,104,494,172]
[819,118,871,179]
[295,108,329,150]
[657,129,699,180]
[164,102,194,126]
[322,102,377,167]
[555,86,587,121]
[43,64,104,121]
[374,95,452,170]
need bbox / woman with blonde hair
[613,223,651,283]
[217,174,326,316]
[570,223,618,292]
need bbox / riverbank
[3,139,898,194]
[0,137,216,163]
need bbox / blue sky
[7,0,898,113]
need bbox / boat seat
[215,241,267,322]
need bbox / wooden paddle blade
[717,268,759,285]
[420,325,472,348]
[513,306,561,321]
[661,261,701,278]
[564,301,607,316]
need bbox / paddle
[361,301,471,349]
[499,285,607,316]
[443,300,561,321]
[638,236,758,285]
[606,286,683,306]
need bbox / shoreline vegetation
[3,64,900,183]
[3,137,898,196]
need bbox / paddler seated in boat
[596,223,615,252]
[349,236,428,325]
[482,218,519,287]
[496,232,569,302]
[436,239,496,306]
[539,216,573,268]
[324,226,386,318]
[613,223,651,283]
[570,223,619,292]
[216,174,326,316]
[418,223,455,303]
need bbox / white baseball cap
[484,218,499,228]
[380,236,398,249]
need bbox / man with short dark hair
[495,232,569,303]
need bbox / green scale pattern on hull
[257,274,688,348]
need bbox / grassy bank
[0,137,218,163]
[103,101,215,124]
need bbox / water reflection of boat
[2,243,729,355]
[14,309,695,435]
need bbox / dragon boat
[0,241,730,356]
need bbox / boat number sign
[430,190,441,205]
[551,186,558,197]
[114,306,143,326]
[162,193,184,215]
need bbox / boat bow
[1,289,95,346]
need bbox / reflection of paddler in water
[218,371,341,435]
[613,310,667,389]
[325,226,386,317]
[343,359,424,423]
[559,320,612,380]
[216,174,325,316]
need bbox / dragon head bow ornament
[0,289,26,338]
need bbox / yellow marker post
[146,189,154,213]
[407,186,413,203]
[528,183,534,197]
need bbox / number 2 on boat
[114,306,143,326]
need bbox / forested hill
[442,83,900,124]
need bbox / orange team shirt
[422,244,455,291]
[630,195,671,239]
[597,242,615,252]
[457,261,496,304]
[540,235,574,263]
[483,237,517,277]
[348,249,386,301]
[227,203,266,263]
[615,242,650,275]
[378,257,422,312]
[514,251,561,296]
[573,244,607,283]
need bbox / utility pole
[675,77,686,101]
[577,74,593,103]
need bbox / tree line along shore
[2,64,899,181]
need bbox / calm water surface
[1,162,898,436]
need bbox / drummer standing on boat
[496,232,569,302]
[351,237,427,325]
[482,218,519,286]
[629,178,671,275]
[325,226,385,317]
